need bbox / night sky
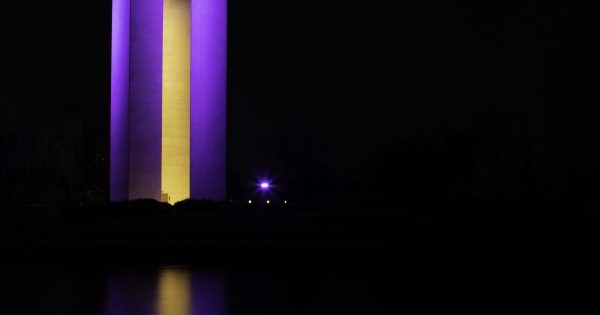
[0,0,594,203]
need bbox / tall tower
[110,0,227,203]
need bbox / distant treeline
[363,112,600,210]
[2,111,600,218]
[1,113,88,209]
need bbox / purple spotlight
[260,182,270,189]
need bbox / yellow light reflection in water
[162,0,191,204]
[158,267,191,315]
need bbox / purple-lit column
[110,0,130,201]
[190,0,227,200]
[128,0,164,200]
[112,0,226,202]
[111,0,164,201]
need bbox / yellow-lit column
[162,0,191,204]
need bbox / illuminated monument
[110,0,227,203]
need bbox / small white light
[248,200,252,204]
[266,200,270,204]
[284,200,287,204]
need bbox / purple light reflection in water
[191,272,227,315]
[102,271,158,315]
[101,266,226,315]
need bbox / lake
[1,252,592,314]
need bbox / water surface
[0,260,592,314]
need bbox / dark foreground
[4,258,600,314]
[3,200,600,313]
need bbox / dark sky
[0,0,594,201]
